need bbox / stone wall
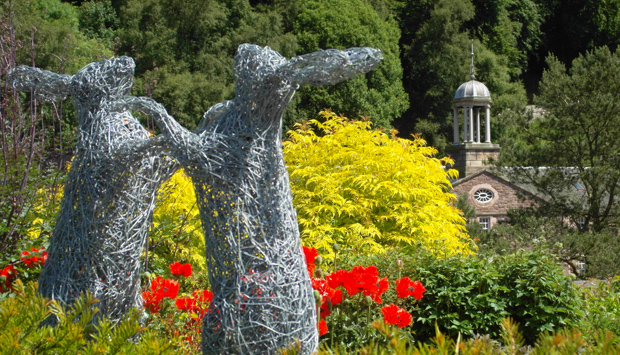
[445,143,500,178]
[452,171,538,227]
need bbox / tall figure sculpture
[120,44,382,354]
[8,57,177,323]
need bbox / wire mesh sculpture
[118,44,383,354]
[8,57,178,323]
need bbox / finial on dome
[470,39,475,80]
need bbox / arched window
[474,188,494,203]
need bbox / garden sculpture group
[9,44,382,354]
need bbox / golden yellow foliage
[283,110,473,258]
[150,169,205,271]
[26,186,63,240]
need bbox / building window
[578,261,586,274]
[577,217,586,229]
[474,188,494,203]
[479,217,490,230]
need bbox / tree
[78,0,120,46]
[496,46,620,276]
[468,0,543,78]
[2,0,113,73]
[289,0,408,130]
[393,0,527,152]
[499,46,620,232]
[117,0,300,129]
[283,110,473,258]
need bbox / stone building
[447,44,538,230]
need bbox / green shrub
[311,318,620,355]
[340,246,583,345]
[581,277,620,338]
[0,280,179,354]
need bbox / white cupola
[446,41,500,178]
[452,42,492,144]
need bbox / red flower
[344,266,378,296]
[365,276,389,303]
[193,289,213,304]
[395,277,426,300]
[175,297,196,311]
[151,276,179,299]
[326,269,348,289]
[318,319,328,336]
[142,276,180,313]
[311,278,343,318]
[169,262,192,277]
[381,304,412,328]
[0,265,17,293]
[175,289,214,320]
[20,247,48,268]
[142,290,162,313]
[325,266,388,303]
[302,246,318,275]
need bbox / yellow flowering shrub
[283,110,473,258]
[26,159,71,241]
[150,169,205,272]
[26,186,63,241]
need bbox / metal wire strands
[8,57,178,323]
[119,44,383,354]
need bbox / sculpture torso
[38,57,177,322]
[163,45,317,354]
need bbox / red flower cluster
[302,246,318,276]
[381,304,412,328]
[142,276,179,313]
[318,319,328,336]
[302,251,427,336]
[20,247,48,268]
[395,277,426,300]
[169,262,192,277]
[175,289,213,319]
[326,266,389,303]
[312,278,343,318]
[0,265,16,293]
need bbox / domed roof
[454,79,491,103]
[454,42,492,105]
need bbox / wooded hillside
[3,0,620,149]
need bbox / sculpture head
[71,56,135,104]
[233,44,287,95]
[7,56,135,105]
[230,43,383,109]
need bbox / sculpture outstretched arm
[114,134,174,164]
[111,96,191,139]
[279,47,383,86]
[7,65,72,102]
[109,96,216,161]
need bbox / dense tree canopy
[498,46,620,233]
[288,0,408,130]
[2,0,112,73]
[6,0,620,147]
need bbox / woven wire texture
[8,57,178,323]
[120,44,383,354]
